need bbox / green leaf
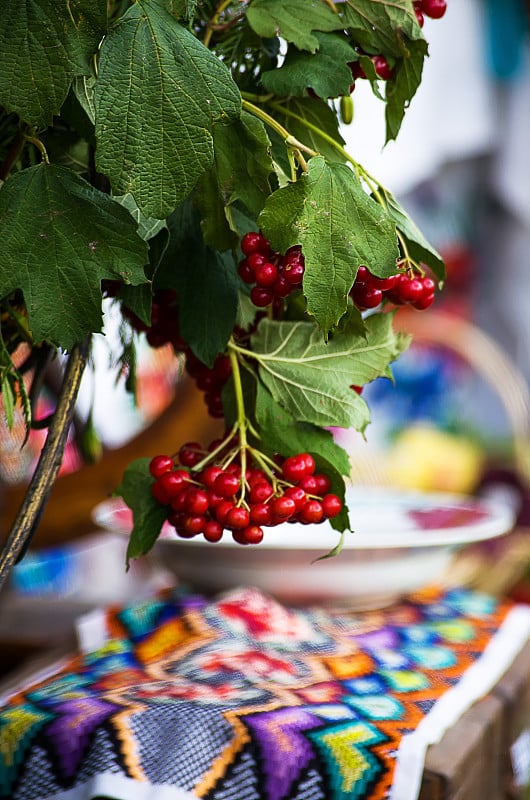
[195,113,272,250]
[94,0,241,219]
[273,98,347,164]
[1,373,15,430]
[255,381,351,477]
[113,193,168,241]
[247,0,343,53]
[177,250,239,367]
[0,0,107,127]
[262,33,357,98]
[382,191,445,280]
[0,164,149,349]
[162,0,198,22]
[250,313,409,431]
[259,157,399,332]
[212,113,273,217]
[310,451,350,532]
[155,200,239,366]
[120,284,153,328]
[340,0,423,58]
[385,38,428,142]
[115,458,168,563]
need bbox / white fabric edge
[42,772,199,800]
[76,607,110,653]
[390,603,530,800]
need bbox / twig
[0,338,90,591]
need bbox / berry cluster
[351,265,436,312]
[346,0,446,87]
[238,232,305,309]
[149,446,343,545]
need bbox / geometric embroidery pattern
[0,586,515,800]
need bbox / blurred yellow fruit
[385,425,484,494]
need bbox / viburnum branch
[24,134,49,165]
[0,337,90,592]
[228,349,248,491]
[242,100,318,159]
[203,0,240,48]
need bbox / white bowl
[93,488,515,609]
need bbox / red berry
[373,55,394,80]
[215,500,235,524]
[284,485,307,512]
[352,283,383,310]
[203,521,224,542]
[179,442,203,467]
[282,261,305,285]
[200,465,224,489]
[226,506,250,530]
[398,278,425,303]
[271,496,296,519]
[299,500,324,524]
[156,470,189,502]
[241,525,264,545]
[420,277,436,295]
[250,286,274,307]
[420,0,447,19]
[272,275,292,298]
[149,454,173,478]
[298,475,319,494]
[413,292,435,310]
[369,273,400,292]
[414,4,425,26]
[313,473,331,495]
[182,514,205,535]
[241,232,269,256]
[250,503,273,526]
[322,494,343,518]
[238,260,255,283]
[282,454,311,483]
[184,487,209,515]
[255,262,279,288]
[214,472,240,498]
[249,482,274,504]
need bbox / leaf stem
[228,349,248,483]
[242,100,318,162]
[203,0,236,48]
[24,135,50,165]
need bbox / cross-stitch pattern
[0,586,517,800]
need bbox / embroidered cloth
[2,585,530,800]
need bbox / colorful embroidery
[0,587,516,799]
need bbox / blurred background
[1,0,529,665]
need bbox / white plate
[92,488,515,608]
[93,488,514,549]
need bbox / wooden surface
[0,377,222,551]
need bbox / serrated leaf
[162,0,198,22]
[259,157,399,332]
[247,0,343,53]
[385,37,428,142]
[381,190,445,279]
[120,284,153,328]
[0,0,107,127]
[115,458,168,563]
[255,381,351,476]
[0,164,149,349]
[71,75,97,126]
[250,314,409,431]
[341,0,423,58]
[94,0,241,219]
[273,98,347,164]
[262,33,357,98]
[1,373,15,430]
[113,193,168,241]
